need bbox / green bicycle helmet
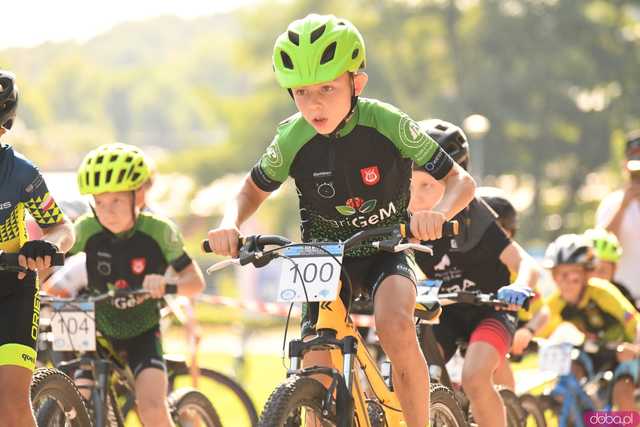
[77,143,151,195]
[273,14,366,88]
[584,228,622,263]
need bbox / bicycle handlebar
[416,289,531,311]
[202,221,458,274]
[41,284,178,303]
[0,251,65,269]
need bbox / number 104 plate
[277,243,344,303]
[51,302,96,352]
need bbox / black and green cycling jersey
[251,97,454,257]
[69,211,192,339]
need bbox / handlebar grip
[0,252,65,267]
[202,239,212,253]
[443,220,459,237]
[165,284,178,295]
[202,237,246,254]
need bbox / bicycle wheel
[519,393,546,427]
[169,388,222,427]
[430,384,467,427]
[499,387,526,427]
[30,367,92,427]
[259,375,337,427]
[169,365,259,427]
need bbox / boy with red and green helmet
[207,14,476,426]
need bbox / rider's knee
[376,308,414,342]
[137,394,169,423]
[0,394,32,423]
[461,367,492,396]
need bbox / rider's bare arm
[207,174,271,257]
[499,241,541,290]
[41,218,75,253]
[169,262,205,297]
[431,162,475,220]
[220,174,271,229]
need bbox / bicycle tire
[169,388,222,427]
[499,387,526,427]
[519,393,546,427]
[30,367,92,427]
[430,384,467,427]
[169,365,259,427]
[258,375,337,427]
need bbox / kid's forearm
[41,220,75,253]
[175,263,205,297]
[220,174,270,228]
[431,165,476,220]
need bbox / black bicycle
[38,286,221,427]
[38,291,259,426]
[417,287,528,427]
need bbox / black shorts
[0,275,39,370]
[432,305,517,362]
[76,325,165,380]
[301,251,416,337]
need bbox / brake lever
[394,243,433,254]
[371,240,433,254]
[206,258,241,275]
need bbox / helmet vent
[105,170,112,183]
[131,172,140,182]
[337,21,346,26]
[96,155,104,165]
[93,172,101,187]
[310,25,326,44]
[117,169,126,184]
[352,48,359,59]
[110,154,118,162]
[320,42,337,65]
[125,155,133,163]
[288,31,299,46]
[280,51,294,70]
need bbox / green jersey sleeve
[250,113,317,191]
[68,214,102,255]
[357,98,454,179]
[136,212,192,271]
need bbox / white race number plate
[277,243,344,302]
[50,302,96,352]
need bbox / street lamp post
[462,114,491,183]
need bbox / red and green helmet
[272,14,366,88]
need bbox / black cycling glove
[19,240,59,261]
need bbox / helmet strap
[329,73,358,138]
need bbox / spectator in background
[596,130,640,298]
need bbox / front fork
[92,359,113,427]
[288,332,358,427]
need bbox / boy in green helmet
[207,14,475,426]
[584,228,637,307]
[70,143,205,427]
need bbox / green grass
[123,325,550,426]
[125,331,287,426]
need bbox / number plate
[277,243,344,302]
[50,302,96,351]
[538,342,573,376]
[417,279,443,297]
